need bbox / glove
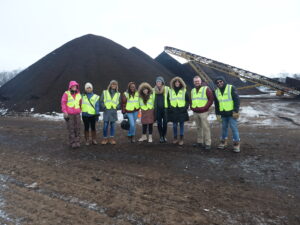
[123,114,128,120]
[232,112,240,119]
[216,115,222,122]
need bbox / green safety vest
[169,88,186,107]
[215,84,234,111]
[65,91,82,109]
[139,93,155,110]
[153,86,169,108]
[124,91,140,111]
[81,94,99,115]
[103,90,120,109]
[191,86,208,108]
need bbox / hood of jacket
[215,76,227,90]
[68,81,80,91]
[170,76,186,90]
[138,82,153,96]
[107,80,119,92]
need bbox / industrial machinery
[164,46,300,97]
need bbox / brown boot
[84,131,90,146]
[91,131,98,145]
[217,139,228,149]
[233,141,240,153]
[109,137,116,145]
[178,136,184,146]
[101,138,108,145]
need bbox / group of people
[61,75,241,152]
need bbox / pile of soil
[155,52,263,95]
[0,34,174,113]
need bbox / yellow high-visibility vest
[139,93,155,110]
[103,90,120,109]
[124,91,140,111]
[65,91,82,109]
[191,86,208,108]
[215,84,234,111]
[81,94,99,115]
[169,88,186,107]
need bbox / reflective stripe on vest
[215,84,234,111]
[81,94,99,115]
[65,91,82,110]
[191,86,208,108]
[124,91,140,111]
[104,90,120,109]
[139,93,155,110]
[170,88,186,107]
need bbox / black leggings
[82,116,96,131]
[142,124,153,134]
[156,108,168,137]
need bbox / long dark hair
[127,82,136,97]
[140,87,151,104]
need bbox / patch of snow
[240,106,266,118]
[240,93,276,98]
[238,101,300,127]
[32,112,64,121]
[0,108,8,116]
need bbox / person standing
[190,76,214,150]
[61,81,82,149]
[122,82,140,143]
[100,80,121,145]
[214,76,241,153]
[153,76,169,143]
[81,82,100,146]
[138,82,155,143]
[168,76,189,146]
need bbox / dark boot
[179,135,184,146]
[159,136,164,143]
[173,136,178,144]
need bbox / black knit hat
[215,76,226,84]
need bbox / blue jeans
[173,122,184,137]
[221,116,240,141]
[127,111,138,136]
[103,121,115,137]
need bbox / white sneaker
[148,135,153,143]
[138,135,147,142]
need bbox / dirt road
[0,115,299,225]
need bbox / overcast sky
[0,0,299,76]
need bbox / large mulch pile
[0,34,174,113]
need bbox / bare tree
[0,69,22,87]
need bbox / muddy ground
[0,106,300,224]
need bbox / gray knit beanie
[156,76,165,84]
